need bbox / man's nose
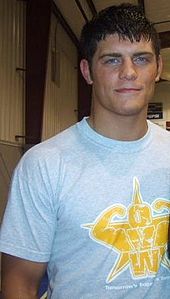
[119,59,137,80]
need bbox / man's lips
[115,87,142,93]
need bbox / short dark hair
[80,3,160,65]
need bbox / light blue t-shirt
[1,117,170,298]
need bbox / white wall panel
[42,14,78,140]
[0,0,25,143]
[154,83,170,119]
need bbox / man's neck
[88,113,148,141]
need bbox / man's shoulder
[17,121,84,171]
[27,122,78,155]
[150,121,170,138]
[149,121,170,149]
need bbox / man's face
[81,34,162,120]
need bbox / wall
[0,0,25,143]
[42,13,78,140]
[0,0,25,232]
[0,1,78,289]
[150,82,170,128]
[0,1,78,215]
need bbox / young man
[1,3,170,299]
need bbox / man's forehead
[95,34,154,55]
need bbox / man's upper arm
[1,253,47,299]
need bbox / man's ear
[155,55,163,82]
[80,59,93,85]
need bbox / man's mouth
[115,88,141,93]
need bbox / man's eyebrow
[99,51,154,59]
[99,53,122,59]
[132,51,154,57]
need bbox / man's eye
[134,56,149,64]
[104,58,121,65]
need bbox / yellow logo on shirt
[82,178,170,283]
